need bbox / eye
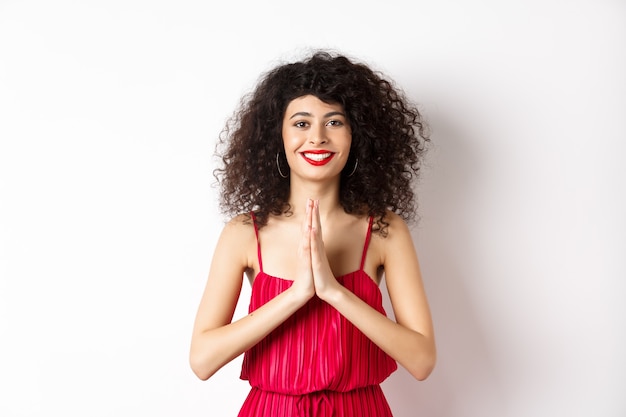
[294,121,308,128]
[326,120,344,127]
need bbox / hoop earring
[347,158,358,177]
[276,152,289,178]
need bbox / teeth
[304,152,332,161]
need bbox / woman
[190,50,436,416]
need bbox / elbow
[191,368,211,381]
[189,358,210,381]
[408,349,437,381]
[411,362,435,381]
[189,351,216,381]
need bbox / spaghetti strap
[250,212,263,272]
[359,216,374,271]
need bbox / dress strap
[250,212,263,272]
[359,216,374,271]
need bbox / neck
[287,178,343,220]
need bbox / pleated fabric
[238,215,397,416]
[238,385,393,417]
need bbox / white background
[1,1,624,416]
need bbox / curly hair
[214,50,430,235]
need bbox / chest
[253,224,381,283]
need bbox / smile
[301,151,335,166]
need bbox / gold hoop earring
[347,158,358,177]
[276,152,289,178]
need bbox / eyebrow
[288,111,346,120]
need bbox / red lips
[300,150,335,166]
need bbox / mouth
[301,151,335,166]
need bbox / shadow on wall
[381,115,507,417]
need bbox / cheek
[282,135,296,153]
[282,128,304,150]
[342,134,353,152]
[281,134,299,165]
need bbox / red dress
[238,216,398,416]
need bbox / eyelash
[294,120,343,128]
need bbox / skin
[190,95,436,382]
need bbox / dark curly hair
[214,50,430,235]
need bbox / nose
[308,124,328,145]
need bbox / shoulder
[223,212,254,231]
[375,210,412,239]
[384,210,410,232]
[220,213,257,243]
[373,210,416,262]
[215,213,257,268]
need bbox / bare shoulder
[366,211,415,275]
[372,211,414,251]
[215,213,258,271]
[223,213,254,233]
[383,210,411,235]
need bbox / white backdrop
[1,1,624,416]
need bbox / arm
[311,207,436,380]
[189,215,315,380]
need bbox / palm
[292,200,316,300]
[309,200,339,297]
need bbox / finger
[298,220,312,264]
[312,199,322,236]
[301,198,311,234]
[310,202,325,266]
[300,199,312,255]
[309,226,318,263]
[307,198,313,230]
[303,227,312,262]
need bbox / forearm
[190,287,308,380]
[322,286,436,380]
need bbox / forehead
[284,95,345,115]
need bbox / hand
[310,200,342,300]
[290,199,316,302]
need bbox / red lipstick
[300,150,335,166]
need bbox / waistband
[238,385,392,417]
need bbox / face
[281,95,352,181]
